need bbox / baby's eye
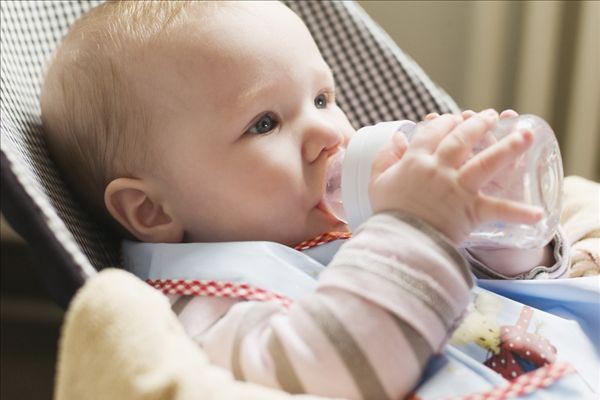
[314,93,328,109]
[247,113,279,135]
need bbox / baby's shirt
[122,212,592,399]
[461,225,570,280]
[124,211,473,399]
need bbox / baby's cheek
[336,115,356,144]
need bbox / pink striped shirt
[163,212,473,399]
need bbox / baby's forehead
[149,3,326,83]
[174,2,316,54]
[130,1,330,120]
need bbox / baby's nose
[302,120,345,163]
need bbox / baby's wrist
[467,244,554,277]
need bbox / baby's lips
[316,198,347,225]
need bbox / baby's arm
[178,212,471,399]
[467,245,554,275]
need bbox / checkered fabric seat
[0,0,459,308]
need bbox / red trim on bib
[147,279,292,308]
[445,361,575,400]
[146,232,351,309]
[294,231,352,251]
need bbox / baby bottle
[323,115,563,249]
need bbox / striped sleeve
[176,211,473,400]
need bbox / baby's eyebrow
[237,64,335,106]
[315,64,336,86]
[237,79,278,106]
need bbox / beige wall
[359,0,599,181]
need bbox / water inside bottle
[464,119,563,249]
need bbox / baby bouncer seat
[14,1,583,399]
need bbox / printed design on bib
[444,361,574,400]
[294,231,352,251]
[147,279,292,308]
[484,306,557,380]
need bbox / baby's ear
[104,178,184,243]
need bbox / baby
[40,1,568,398]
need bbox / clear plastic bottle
[323,115,563,249]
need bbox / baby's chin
[294,219,350,246]
[330,221,350,234]
[321,209,350,233]
[261,209,351,248]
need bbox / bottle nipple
[323,148,347,223]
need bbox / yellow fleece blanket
[54,268,331,400]
[560,176,600,277]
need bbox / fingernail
[521,130,534,142]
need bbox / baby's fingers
[436,109,498,167]
[371,131,408,179]
[411,114,462,153]
[459,130,534,192]
[462,109,476,120]
[424,112,440,121]
[500,109,518,119]
[476,194,543,225]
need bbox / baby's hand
[425,109,518,122]
[369,109,543,246]
[427,109,518,152]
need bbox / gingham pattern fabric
[293,231,352,251]
[1,0,458,303]
[1,0,115,281]
[284,0,459,127]
[147,279,293,308]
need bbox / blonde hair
[40,0,218,234]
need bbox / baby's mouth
[315,199,343,224]
[315,198,347,225]
[315,199,330,214]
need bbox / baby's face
[138,2,355,246]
